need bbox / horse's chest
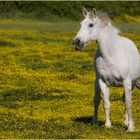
[95,57,123,86]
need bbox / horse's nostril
[72,40,75,46]
[74,38,80,45]
[78,40,80,43]
[73,38,81,47]
[76,38,80,43]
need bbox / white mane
[90,10,120,34]
[108,22,120,34]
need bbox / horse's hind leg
[99,79,111,128]
[123,94,129,126]
[123,81,136,127]
[92,78,101,124]
[123,79,135,132]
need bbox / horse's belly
[99,68,123,87]
[95,57,123,86]
[104,76,123,87]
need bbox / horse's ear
[93,8,97,16]
[83,7,88,17]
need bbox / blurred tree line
[0,1,139,20]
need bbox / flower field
[0,19,140,138]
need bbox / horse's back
[119,36,140,79]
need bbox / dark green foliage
[0,2,18,18]
[0,1,140,20]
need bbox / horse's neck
[96,29,118,61]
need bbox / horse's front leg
[99,79,111,128]
[92,78,101,124]
[123,79,135,132]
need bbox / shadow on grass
[74,116,130,130]
[0,87,70,102]
[0,41,15,47]
[74,116,104,126]
[0,101,23,109]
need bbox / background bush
[0,1,139,20]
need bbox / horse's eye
[89,23,94,28]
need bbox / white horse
[73,8,140,132]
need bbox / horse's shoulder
[94,49,107,69]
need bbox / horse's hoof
[127,127,135,132]
[105,121,111,128]
[105,124,112,128]
[127,122,135,132]
[124,120,129,126]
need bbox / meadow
[0,19,140,139]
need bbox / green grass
[0,19,140,139]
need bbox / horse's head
[73,8,119,51]
[73,8,99,51]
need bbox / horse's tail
[136,79,140,89]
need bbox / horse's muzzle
[72,38,84,51]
